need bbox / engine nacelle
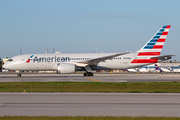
[55,63,76,74]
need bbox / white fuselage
[139,68,149,73]
[172,69,180,73]
[3,52,152,71]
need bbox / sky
[0,0,180,60]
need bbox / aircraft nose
[2,64,6,69]
[2,63,9,70]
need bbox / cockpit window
[7,59,13,62]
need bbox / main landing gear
[83,65,94,76]
[84,72,94,76]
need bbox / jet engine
[55,63,77,74]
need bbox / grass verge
[0,82,180,93]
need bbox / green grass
[0,116,180,120]
[0,81,180,93]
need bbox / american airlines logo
[26,55,70,63]
[26,55,34,63]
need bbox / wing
[75,52,130,67]
[151,55,175,60]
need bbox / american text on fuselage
[32,56,70,63]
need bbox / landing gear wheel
[17,74,21,77]
[84,72,93,76]
[88,72,93,76]
[84,73,89,76]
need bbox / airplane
[3,25,175,77]
[138,68,149,73]
[154,64,171,73]
[171,68,180,73]
[127,68,137,73]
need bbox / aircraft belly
[97,60,129,70]
[17,63,54,71]
[128,63,153,69]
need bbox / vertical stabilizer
[131,25,171,64]
[137,25,171,53]
[155,64,163,73]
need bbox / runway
[0,73,180,82]
[1,74,180,117]
[0,93,180,116]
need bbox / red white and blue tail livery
[130,25,173,67]
[3,25,175,76]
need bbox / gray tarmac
[0,93,180,117]
[1,74,180,117]
[0,73,180,82]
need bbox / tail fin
[131,25,171,64]
[137,25,171,54]
[155,64,163,73]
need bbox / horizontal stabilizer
[151,55,175,60]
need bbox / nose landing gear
[17,74,21,77]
